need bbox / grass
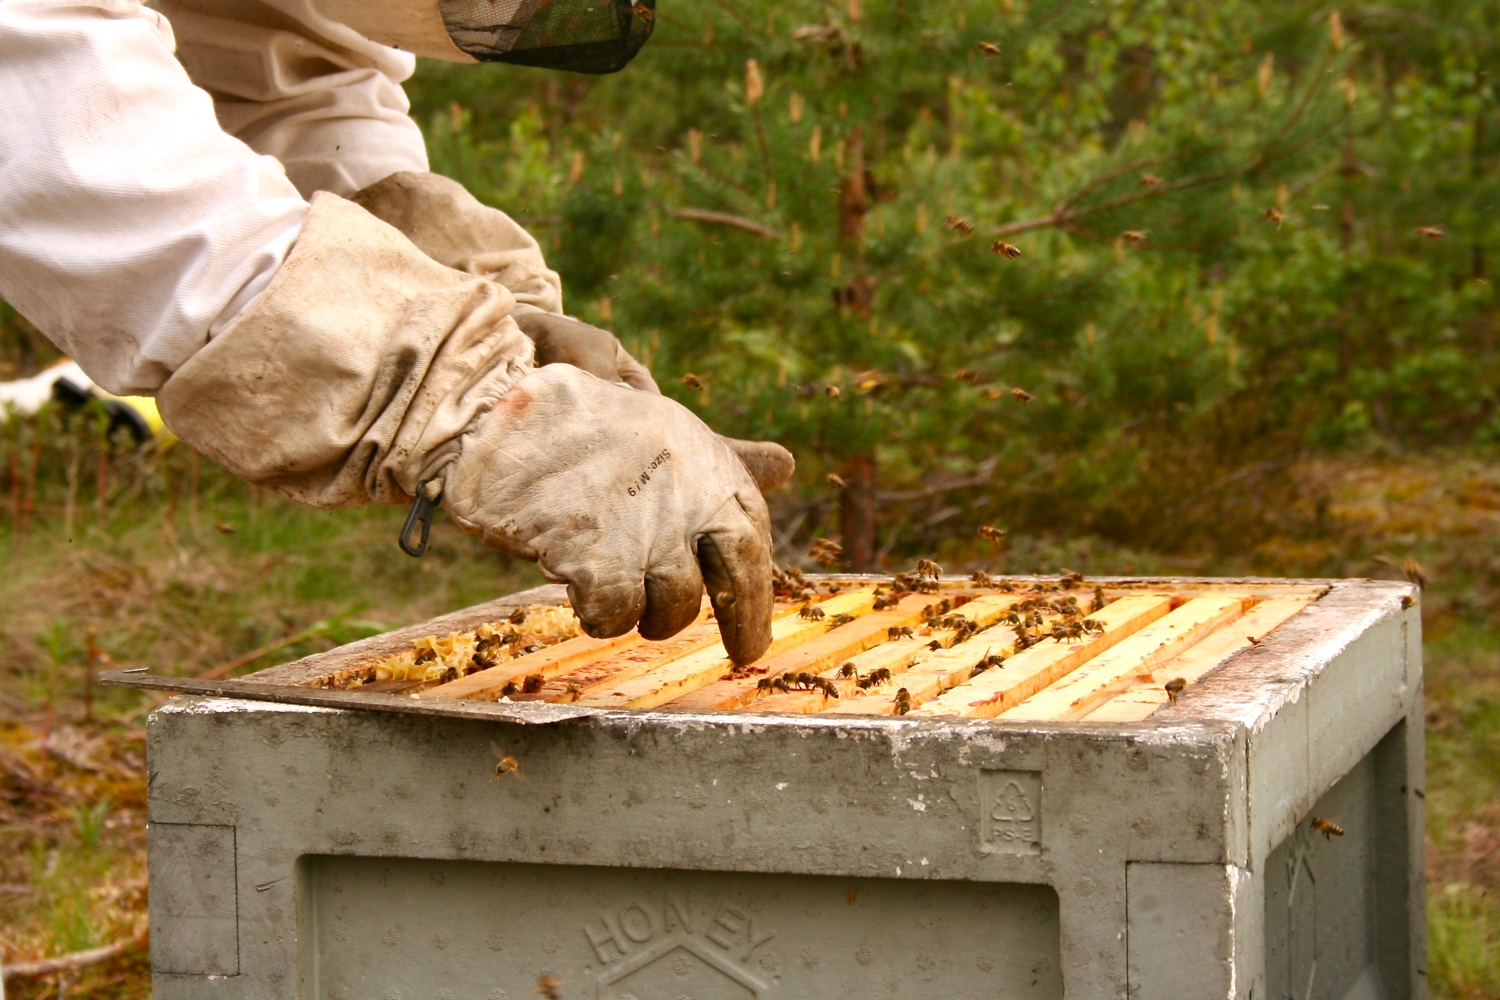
[1,444,1499,997]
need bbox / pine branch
[673,208,782,239]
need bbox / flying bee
[682,372,704,388]
[838,662,858,679]
[825,384,842,398]
[537,976,564,1000]
[1417,225,1444,239]
[978,525,1006,542]
[1139,173,1162,187]
[1011,387,1032,405]
[893,688,912,715]
[945,214,975,234]
[1313,204,1330,211]
[1164,677,1187,704]
[1401,558,1427,590]
[991,240,1022,258]
[976,41,1001,56]
[631,2,654,25]
[827,472,848,489]
[1310,817,1345,840]
[799,604,827,621]
[1120,230,1148,246]
[490,743,520,780]
[954,368,980,383]
[888,625,915,640]
[1265,207,1284,228]
[915,558,943,580]
[826,613,855,628]
[521,673,545,694]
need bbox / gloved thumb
[720,437,795,493]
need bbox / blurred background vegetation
[2,0,1498,995]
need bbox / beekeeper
[0,0,788,664]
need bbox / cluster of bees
[1005,593,1105,651]
[757,671,840,698]
[351,605,580,687]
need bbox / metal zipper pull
[399,478,444,557]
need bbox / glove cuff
[158,191,534,508]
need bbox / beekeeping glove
[353,171,796,494]
[157,192,773,664]
[349,171,563,316]
[441,364,774,662]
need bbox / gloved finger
[510,312,622,382]
[719,437,796,493]
[616,345,661,394]
[697,498,774,666]
[563,566,648,640]
[639,547,705,641]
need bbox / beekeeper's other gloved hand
[351,171,795,494]
[157,193,773,665]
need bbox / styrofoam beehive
[119,575,1425,1000]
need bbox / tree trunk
[840,453,877,572]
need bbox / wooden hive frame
[249,576,1330,724]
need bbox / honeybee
[1090,586,1106,613]
[682,372,704,388]
[972,652,1005,673]
[565,683,582,701]
[1120,230,1148,246]
[825,384,842,398]
[893,688,912,714]
[438,665,460,683]
[1139,173,1162,187]
[945,214,975,234]
[508,608,528,625]
[1417,225,1444,240]
[1313,204,1330,211]
[858,667,893,689]
[537,976,563,1000]
[1011,387,1032,404]
[992,240,1022,258]
[1164,677,1186,704]
[631,3,654,25]
[827,612,855,628]
[818,678,840,699]
[888,625,915,640]
[1310,817,1344,840]
[414,648,437,666]
[976,41,1001,56]
[873,592,902,610]
[1265,207,1283,228]
[827,472,848,489]
[954,368,980,383]
[519,673,544,694]
[970,570,997,587]
[491,743,519,779]
[982,386,1003,399]
[1400,594,1415,610]
[500,681,520,697]
[838,662,858,678]
[1401,558,1427,590]
[915,558,943,580]
[978,525,1006,542]
[799,604,827,621]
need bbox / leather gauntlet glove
[158,193,773,664]
[353,172,795,494]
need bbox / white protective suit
[0,0,553,398]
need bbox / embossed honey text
[583,894,775,995]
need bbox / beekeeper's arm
[0,0,773,663]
